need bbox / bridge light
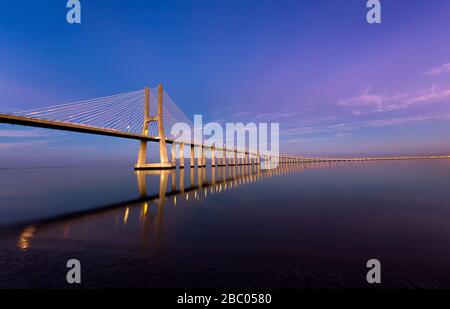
[143,203,148,217]
[123,207,130,225]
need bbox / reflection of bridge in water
[17,161,354,251]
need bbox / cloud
[209,110,301,124]
[334,132,353,137]
[425,62,450,76]
[281,112,450,138]
[282,126,327,136]
[0,129,48,138]
[232,111,252,117]
[281,122,357,137]
[400,85,450,105]
[238,111,299,121]
[338,85,450,113]
[0,140,50,150]
[283,137,312,144]
[337,112,450,130]
[338,86,385,109]
[365,113,450,127]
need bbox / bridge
[1,85,449,169]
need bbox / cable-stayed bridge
[0,85,448,169]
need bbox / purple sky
[1,0,450,167]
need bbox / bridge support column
[217,148,226,166]
[179,143,185,169]
[223,149,227,166]
[171,144,176,166]
[203,146,207,167]
[197,145,202,167]
[198,145,205,167]
[225,150,230,166]
[228,149,234,166]
[190,145,195,168]
[211,146,216,167]
[136,141,147,167]
[135,85,174,170]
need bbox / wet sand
[0,236,444,289]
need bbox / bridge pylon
[135,84,175,170]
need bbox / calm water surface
[1,160,450,286]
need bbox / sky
[0,0,450,167]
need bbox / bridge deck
[1,113,449,162]
[0,113,163,142]
[0,114,250,152]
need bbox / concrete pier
[135,85,174,170]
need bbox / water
[1,160,450,287]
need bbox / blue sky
[1,0,450,167]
